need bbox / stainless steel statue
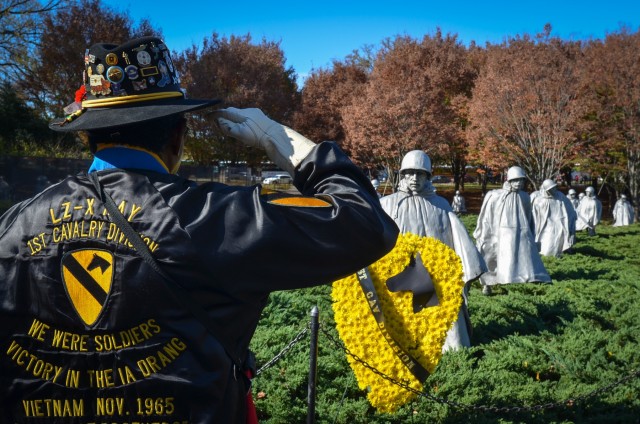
[612,194,634,227]
[473,166,551,294]
[380,150,487,351]
[576,186,602,235]
[451,190,467,214]
[531,179,576,257]
[567,188,579,210]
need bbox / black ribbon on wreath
[356,253,439,383]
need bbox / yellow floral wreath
[331,233,464,412]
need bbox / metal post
[307,305,319,424]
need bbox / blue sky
[104,0,640,84]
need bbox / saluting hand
[216,107,315,176]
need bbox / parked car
[431,175,451,184]
[262,174,292,185]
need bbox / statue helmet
[585,186,595,195]
[541,179,557,191]
[455,190,460,195]
[371,179,380,189]
[568,188,577,195]
[506,166,526,181]
[621,194,627,199]
[400,150,432,174]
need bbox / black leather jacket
[0,142,398,423]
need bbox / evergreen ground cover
[250,217,640,423]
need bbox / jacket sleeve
[185,141,399,293]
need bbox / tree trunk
[628,148,640,220]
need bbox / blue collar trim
[88,147,168,174]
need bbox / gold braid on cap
[82,91,184,108]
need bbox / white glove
[216,107,315,176]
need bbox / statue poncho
[473,182,551,286]
[380,179,486,350]
[451,192,467,214]
[576,193,602,232]
[613,197,634,226]
[531,189,576,257]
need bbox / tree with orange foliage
[581,28,640,212]
[292,61,368,149]
[175,33,298,165]
[341,30,475,190]
[467,25,586,188]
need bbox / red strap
[245,369,258,424]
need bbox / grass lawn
[251,218,640,423]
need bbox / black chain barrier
[252,318,640,416]
[255,326,310,376]
[318,323,640,415]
